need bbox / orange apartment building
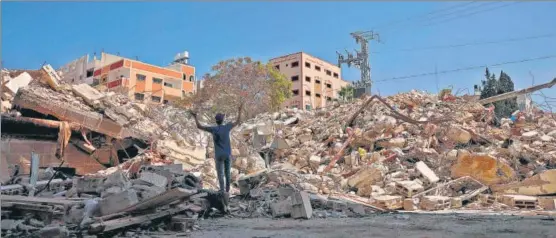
[61,52,196,105]
[269,52,350,110]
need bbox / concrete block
[326,200,348,212]
[39,225,69,238]
[4,72,33,95]
[42,64,62,90]
[415,161,439,184]
[100,189,139,216]
[347,202,366,216]
[373,195,403,210]
[403,198,417,211]
[419,196,451,211]
[139,171,168,188]
[451,197,463,209]
[538,197,556,210]
[104,170,131,190]
[446,127,472,144]
[74,177,105,194]
[278,186,296,199]
[271,198,292,217]
[500,195,537,209]
[395,180,424,198]
[291,191,313,219]
[72,83,104,105]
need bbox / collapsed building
[1,66,556,237]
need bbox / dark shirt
[200,123,234,158]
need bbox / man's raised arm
[190,111,211,132]
[232,103,244,128]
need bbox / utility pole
[337,30,380,96]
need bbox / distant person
[190,103,243,194]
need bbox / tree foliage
[480,67,518,119]
[176,57,292,120]
[338,85,355,101]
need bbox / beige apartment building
[269,52,350,110]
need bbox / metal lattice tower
[337,31,380,95]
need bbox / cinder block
[139,171,168,188]
[170,216,196,231]
[271,198,292,217]
[501,195,537,209]
[415,161,439,184]
[99,189,138,216]
[395,181,424,198]
[291,191,313,219]
[420,196,451,211]
[74,177,105,194]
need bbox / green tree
[479,67,518,119]
[338,85,355,101]
[179,57,292,120]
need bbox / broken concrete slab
[291,191,313,219]
[42,64,62,91]
[271,197,292,218]
[491,169,556,196]
[415,161,439,184]
[450,153,516,185]
[538,197,556,210]
[420,196,451,211]
[4,72,33,95]
[99,189,139,216]
[139,171,168,188]
[38,225,69,238]
[71,83,104,106]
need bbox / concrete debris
[1,69,556,237]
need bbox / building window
[291,75,299,81]
[326,83,332,88]
[151,96,161,103]
[183,74,187,81]
[305,62,311,68]
[333,72,339,78]
[305,76,311,82]
[315,66,321,71]
[153,77,163,84]
[305,90,311,96]
[164,82,174,87]
[275,65,280,70]
[292,90,299,96]
[316,93,321,98]
[86,69,94,77]
[163,100,169,104]
[315,80,321,84]
[326,96,332,101]
[134,93,145,101]
[326,70,332,76]
[305,104,312,111]
[136,74,146,81]
[291,61,299,68]
[189,76,194,82]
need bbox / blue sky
[2,1,556,100]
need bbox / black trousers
[215,155,231,192]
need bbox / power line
[372,33,556,53]
[374,54,556,83]
[421,1,520,27]
[372,1,479,31]
[412,2,499,27]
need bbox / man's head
[215,113,225,125]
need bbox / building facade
[58,54,102,85]
[59,52,196,105]
[269,52,350,110]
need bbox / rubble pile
[1,153,230,237]
[2,65,556,236]
[234,90,556,214]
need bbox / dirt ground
[192,213,556,238]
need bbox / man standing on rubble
[190,103,244,194]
